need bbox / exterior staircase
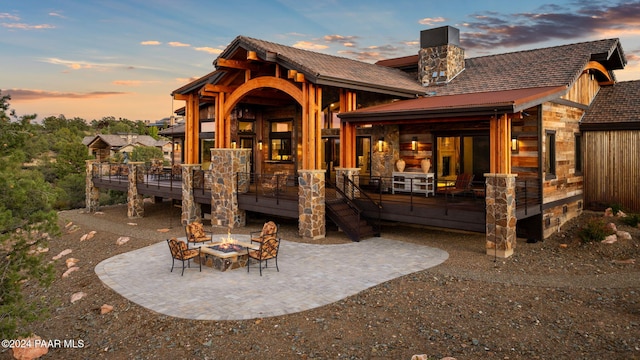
[325,188,379,242]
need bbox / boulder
[601,234,617,244]
[116,236,130,245]
[100,304,114,314]
[70,292,87,303]
[65,258,79,268]
[11,335,48,360]
[62,266,79,278]
[52,249,72,260]
[617,231,632,241]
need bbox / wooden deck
[91,171,541,236]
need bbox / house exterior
[161,25,628,257]
[84,134,171,163]
[580,80,640,212]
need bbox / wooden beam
[173,93,189,101]
[247,51,258,61]
[489,113,511,173]
[216,58,260,71]
[339,89,358,168]
[185,93,200,164]
[287,69,297,79]
[202,84,237,94]
[584,61,613,82]
[295,73,305,83]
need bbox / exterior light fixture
[377,137,384,152]
[231,141,237,149]
[511,137,519,153]
[411,136,418,151]
[258,140,263,150]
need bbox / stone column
[298,169,326,240]
[334,167,360,199]
[181,164,202,225]
[485,173,518,258]
[85,159,100,212]
[209,149,250,228]
[127,162,145,218]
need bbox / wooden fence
[583,130,640,212]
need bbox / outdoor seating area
[170,222,281,274]
[97,230,450,321]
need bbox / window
[545,130,556,179]
[269,119,292,161]
[574,133,582,174]
[238,120,255,134]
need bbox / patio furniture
[167,238,201,276]
[250,221,278,244]
[437,173,475,198]
[185,221,212,248]
[247,233,280,276]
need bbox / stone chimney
[419,26,465,86]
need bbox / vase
[421,159,431,173]
[396,159,406,172]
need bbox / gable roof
[581,80,640,130]
[212,36,427,97]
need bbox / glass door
[436,134,489,187]
[239,137,254,174]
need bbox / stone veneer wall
[419,44,465,86]
[298,170,326,240]
[485,173,517,258]
[85,160,100,212]
[334,168,360,199]
[126,162,145,218]
[181,164,202,225]
[209,149,251,228]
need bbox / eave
[339,86,567,123]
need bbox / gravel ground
[6,201,640,360]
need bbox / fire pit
[196,232,259,271]
[208,243,244,253]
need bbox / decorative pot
[421,159,431,173]
[396,159,406,172]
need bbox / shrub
[620,213,640,227]
[610,203,624,216]
[578,217,615,243]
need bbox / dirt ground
[6,201,640,360]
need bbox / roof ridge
[466,38,619,61]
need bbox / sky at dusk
[2,0,640,123]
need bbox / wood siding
[584,130,640,212]
[562,72,600,105]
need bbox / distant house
[580,80,640,212]
[83,134,170,162]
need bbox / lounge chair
[437,173,475,197]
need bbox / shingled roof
[581,80,640,130]
[214,36,427,97]
[341,38,626,121]
[431,38,625,96]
